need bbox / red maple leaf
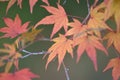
[0,14,29,38]
[74,35,108,71]
[103,58,120,80]
[0,68,39,80]
[6,0,38,13]
[34,4,68,38]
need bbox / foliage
[0,0,120,80]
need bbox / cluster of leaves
[0,0,120,80]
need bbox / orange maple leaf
[103,31,120,53]
[34,4,68,38]
[0,14,29,38]
[103,58,120,80]
[65,18,88,37]
[104,0,120,32]
[46,34,73,70]
[88,3,112,37]
[74,35,108,71]
[0,68,39,80]
[6,0,38,13]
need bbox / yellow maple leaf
[0,44,22,72]
[104,31,120,53]
[104,0,120,32]
[15,28,43,48]
[88,3,112,37]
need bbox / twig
[67,14,84,20]
[21,49,47,59]
[18,37,50,52]
[63,0,67,5]
[62,62,70,80]
[3,50,47,62]
[2,37,50,63]
[82,0,90,24]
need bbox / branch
[2,37,50,63]
[21,50,47,59]
[82,0,90,24]
[3,50,48,63]
[18,37,50,52]
[62,62,70,80]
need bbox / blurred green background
[0,0,117,80]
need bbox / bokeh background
[0,0,117,80]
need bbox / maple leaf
[46,34,73,70]
[0,68,39,80]
[88,3,112,37]
[42,0,49,5]
[104,0,120,32]
[29,0,38,13]
[65,18,88,38]
[6,0,22,13]
[15,28,43,48]
[0,14,29,38]
[74,35,108,71]
[103,58,120,80]
[0,56,9,67]
[34,4,68,38]
[0,43,22,72]
[103,31,120,53]
[6,0,38,13]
